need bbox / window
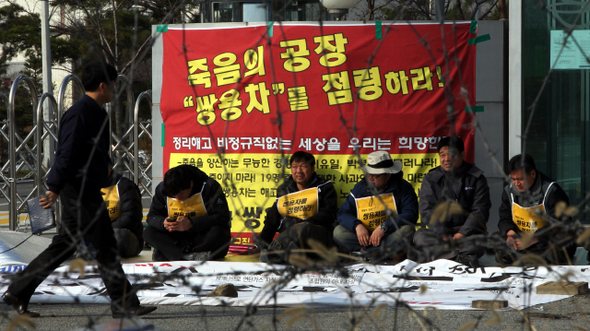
[522,0,590,208]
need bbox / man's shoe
[182,251,211,261]
[2,291,40,318]
[350,250,371,262]
[389,250,407,264]
[259,249,272,263]
[152,248,167,262]
[259,248,289,264]
[112,305,157,318]
[454,253,480,268]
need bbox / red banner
[160,22,477,242]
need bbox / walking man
[2,62,156,318]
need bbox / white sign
[551,30,590,70]
[1,259,586,310]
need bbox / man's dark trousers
[7,183,139,312]
[144,225,230,261]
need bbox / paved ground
[1,294,590,331]
[2,231,590,330]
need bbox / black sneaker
[152,248,167,262]
[2,291,40,318]
[454,253,479,268]
[495,251,515,267]
[259,249,286,264]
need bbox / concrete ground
[2,294,590,331]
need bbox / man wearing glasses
[413,136,491,267]
[334,151,418,263]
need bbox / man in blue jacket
[333,151,418,262]
[2,62,155,318]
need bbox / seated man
[144,164,231,261]
[258,151,337,264]
[414,136,491,267]
[497,154,576,265]
[333,151,418,262]
[101,169,144,258]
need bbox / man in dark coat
[414,136,491,267]
[258,151,337,264]
[2,62,155,318]
[145,164,231,261]
[102,170,144,258]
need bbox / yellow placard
[277,187,318,219]
[512,203,547,233]
[167,193,207,219]
[101,185,120,221]
[355,193,397,232]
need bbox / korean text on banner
[160,22,477,242]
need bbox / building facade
[511,0,590,211]
[197,0,328,23]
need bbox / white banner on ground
[1,259,586,310]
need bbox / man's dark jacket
[419,162,491,236]
[259,173,337,245]
[47,95,110,193]
[107,172,144,245]
[147,165,231,234]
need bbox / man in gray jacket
[413,136,491,267]
[497,154,576,265]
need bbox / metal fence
[0,73,152,231]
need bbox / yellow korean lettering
[218,89,243,121]
[410,66,434,91]
[196,94,219,125]
[244,46,266,77]
[287,86,309,111]
[322,71,353,105]
[314,33,349,67]
[384,70,410,95]
[187,59,211,87]
[279,39,311,73]
[213,52,240,86]
[353,67,383,101]
[245,82,271,114]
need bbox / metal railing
[0,73,153,232]
[6,75,41,231]
[133,90,153,198]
